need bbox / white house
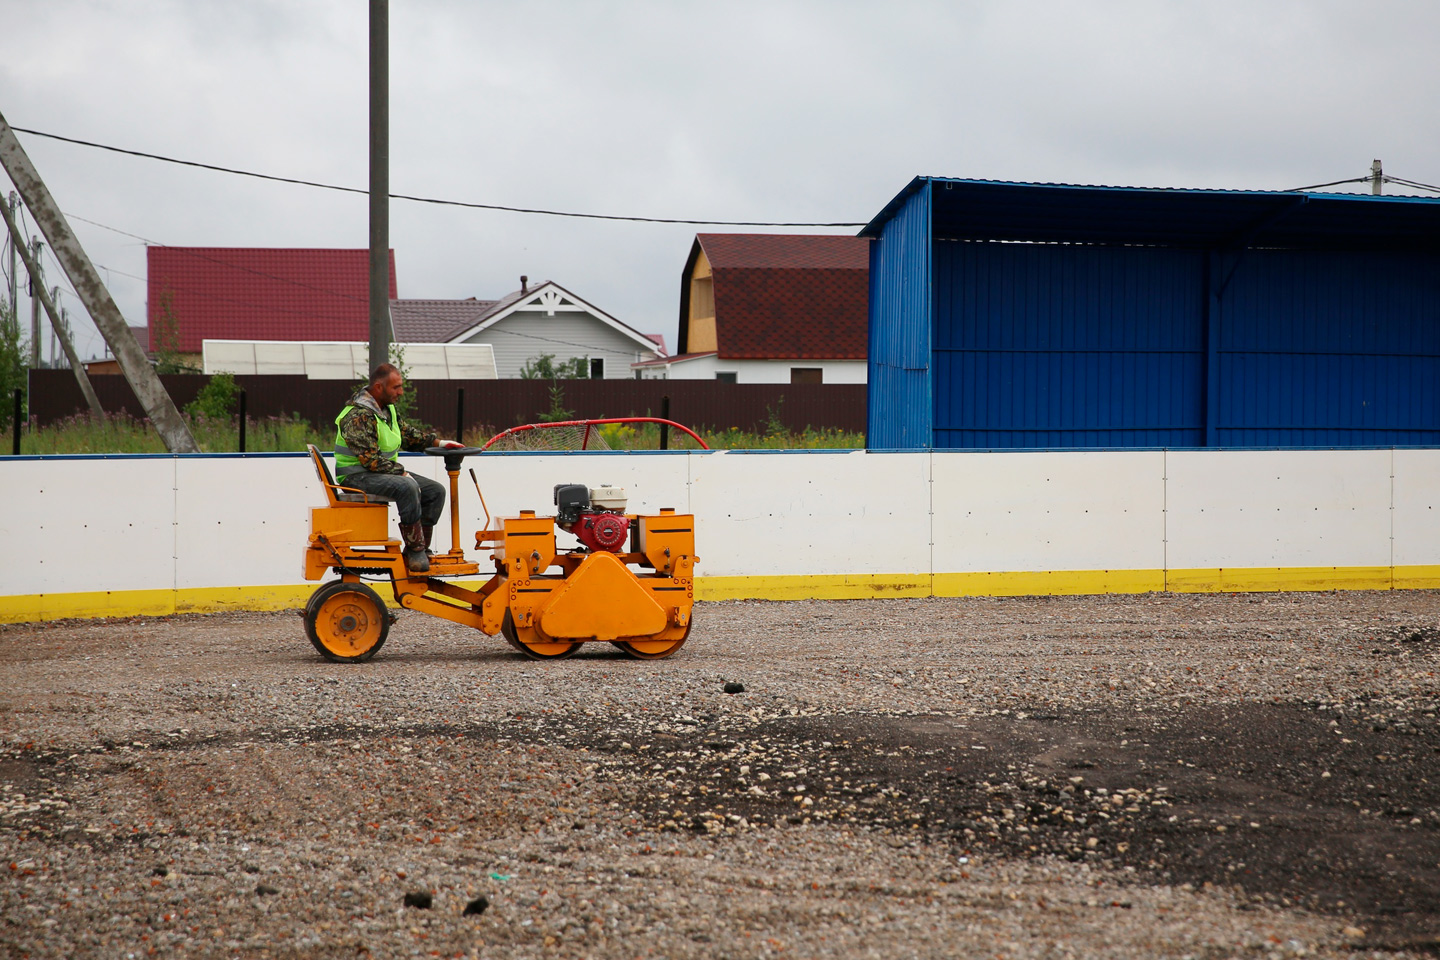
[391,279,664,379]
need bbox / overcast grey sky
[3,0,1438,362]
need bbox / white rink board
[3,447,1440,609]
[3,457,177,595]
[688,451,931,577]
[174,456,317,589]
[1392,449,1440,569]
[931,451,1165,573]
[1164,450,1393,569]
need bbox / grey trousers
[338,469,445,526]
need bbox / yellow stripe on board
[1,566,1436,623]
[696,573,931,601]
[932,569,1165,597]
[1165,566,1393,593]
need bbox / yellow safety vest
[333,403,401,477]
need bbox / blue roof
[860,177,1440,250]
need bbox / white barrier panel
[7,457,177,596]
[1392,449,1440,587]
[690,451,932,596]
[2,448,1438,622]
[931,451,1166,591]
[1164,450,1396,591]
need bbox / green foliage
[386,342,426,424]
[20,410,327,454]
[185,372,239,420]
[537,381,575,423]
[0,320,25,432]
[520,353,588,379]
[762,399,787,438]
[153,289,200,374]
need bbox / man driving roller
[334,363,461,573]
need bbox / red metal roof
[691,234,869,360]
[146,247,396,352]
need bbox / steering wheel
[425,445,486,472]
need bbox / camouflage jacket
[337,388,436,476]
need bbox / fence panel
[25,370,866,437]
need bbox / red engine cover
[574,511,628,552]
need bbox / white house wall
[462,309,658,378]
[639,356,867,383]
[1,449,1437,622]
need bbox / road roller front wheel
[614,622,691,661]
[501,610,579,660]
[305,581,390,663]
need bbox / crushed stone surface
[2,591,1439,958]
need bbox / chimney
[520,275,528,294]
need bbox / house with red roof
[147,250,660,378]
[633,234,869,383]
[147,247,396,365]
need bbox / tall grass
[15,412,864,454]
[17,411,328,455]
[462,420,864,451]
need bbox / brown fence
[26,370,866,437]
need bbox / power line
[1384,176,1440,194]
[11,125,867,228]
[1286,176,1371,192]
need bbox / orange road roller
[301,442,697,663]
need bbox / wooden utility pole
[368,0,391,374]
[0,110,197,452]
[0,195,103,415]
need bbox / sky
[2,0,1438,363]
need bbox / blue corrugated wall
[932,241,1206,448]
[911,241,1440,449]
[1215,249,1440,446]
[867,183,933,449]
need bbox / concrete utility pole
[0,193,104,416]
[28,237,41,366]
[368,0,391,373]
[4,192,15,335]
[0,110,195,451]
[1371,159,1383,195]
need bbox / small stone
[464,895,490,916]
[723,682,745,694]
[151,865,169,878]
[403,891,433,909]
[255,883,279,896]
[1341,926,1365,939]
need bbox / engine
[553,483,630,553]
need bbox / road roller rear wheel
[305,581,390,663]
[501,610,579,660]
[616,623,691,660]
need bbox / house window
[790,367,822,384]
[590,358,605,379]
[715,372,737,384]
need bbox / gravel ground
[2,591,1439,959]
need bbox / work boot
[422,524,436,558]
[398,522,430,573]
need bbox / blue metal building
[861,177,1440,450]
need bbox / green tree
[519,353,588,379]
[185,372,239,420]
[153,289,199,374]
[0,317,25,432]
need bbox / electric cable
[11,125,867,228]
[1285,176,1371,192]
[1383,176,1440,194]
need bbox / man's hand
[437,439,465,449]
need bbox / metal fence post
[660,395,670,450]
[238,389,247,453]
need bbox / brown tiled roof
[390,298,499,342]
[691,234,869,360]
[146,247,396,352]
[698,233,869,270]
